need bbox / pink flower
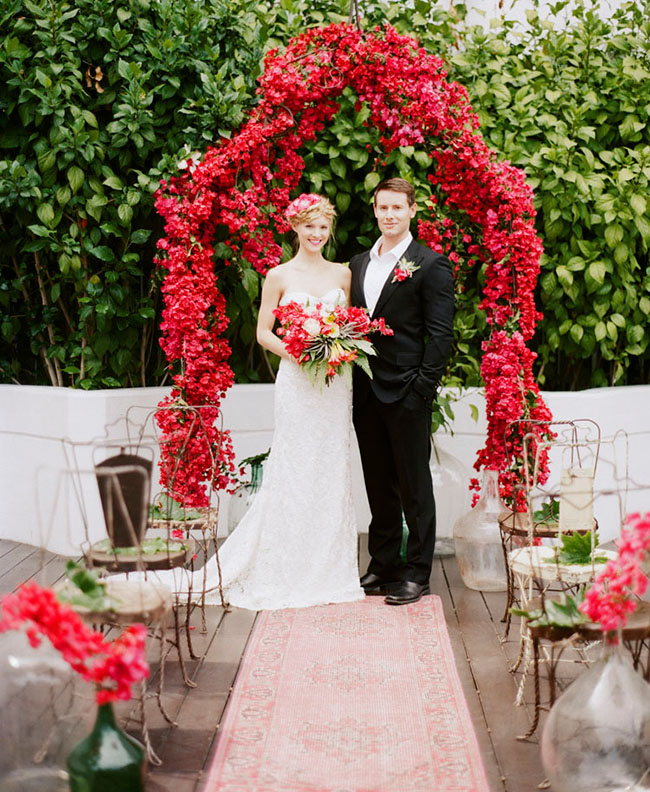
[579,512,650,634]
[273,301,392,384]
[285,193,323,219]
[391,258,420,283]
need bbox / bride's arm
[256,268,292,361]
[341,265,352,306]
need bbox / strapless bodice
[279,287,346,308]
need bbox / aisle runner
[203,597,490,792]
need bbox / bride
[135,194,365,610]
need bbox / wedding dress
[120,288,365,610]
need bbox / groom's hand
[401,384,433,412]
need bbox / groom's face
[373,190,416,242]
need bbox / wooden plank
[0,542,34,583]
[143,771,199,792]
[27,554,72,590]
[0,538,21,557]
[146,604,257,787]
[0,538,551,792]
[0,547,69,594]
[480,572,596,713]
[442,556,546,791]
[431,557,505,792]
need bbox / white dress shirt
[363,232,413,314]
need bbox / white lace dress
[120,288,365,611]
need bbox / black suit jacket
[350,239,454,404]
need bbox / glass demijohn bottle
[453,468,507,591]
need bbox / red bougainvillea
[154,22,552,506]
[0,583,149,704]
[580,512,650,634]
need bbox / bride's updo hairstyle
[285,193,336,227]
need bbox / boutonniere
[391,257,420,283]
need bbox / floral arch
[154,22,552,507]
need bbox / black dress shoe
[384,581,430,606]
[360,572,400,595]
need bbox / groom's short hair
[373,177,415,206]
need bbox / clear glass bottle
[0,631,85,791]
[453,468,507,591]
[541,637,650,792]
[430,440,471,557]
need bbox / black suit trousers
[353,387,436,585]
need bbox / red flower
[580,512,650,634]
[0,583,149,704]
[273,300,392,384]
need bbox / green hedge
[447,0,650,388]
[0,0,261,387]
[2,0,649,391]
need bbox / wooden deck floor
[1,536,574,792]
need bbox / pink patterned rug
[202,596,491,792]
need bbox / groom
[350,177,454,605]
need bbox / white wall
[463,0,627,27]
[1,383,649,556]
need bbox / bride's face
[293,214,331,253]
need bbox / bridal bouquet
[273,301,393,387]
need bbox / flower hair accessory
[285,193,322,220]
[392,257,420,283]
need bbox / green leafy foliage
[0,0,262,387]
[149,493,204,522]
[57,560,120,611]
[2,0,650,393]
[227,0,650,393]
[534,498,560,525]
[548,530,609,565]
[510,589,590,629]
[447,0,650,388]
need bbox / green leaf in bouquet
[354,338,376,356]
[355,354,373,379]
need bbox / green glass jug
[67,702,146,791]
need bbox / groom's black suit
[350,238,454,585]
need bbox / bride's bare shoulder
[265,262,291,283]
[331,262,352,285]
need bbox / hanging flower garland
[153,22,552,507]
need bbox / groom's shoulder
[411,240,452,270]
[349,250,369,269]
